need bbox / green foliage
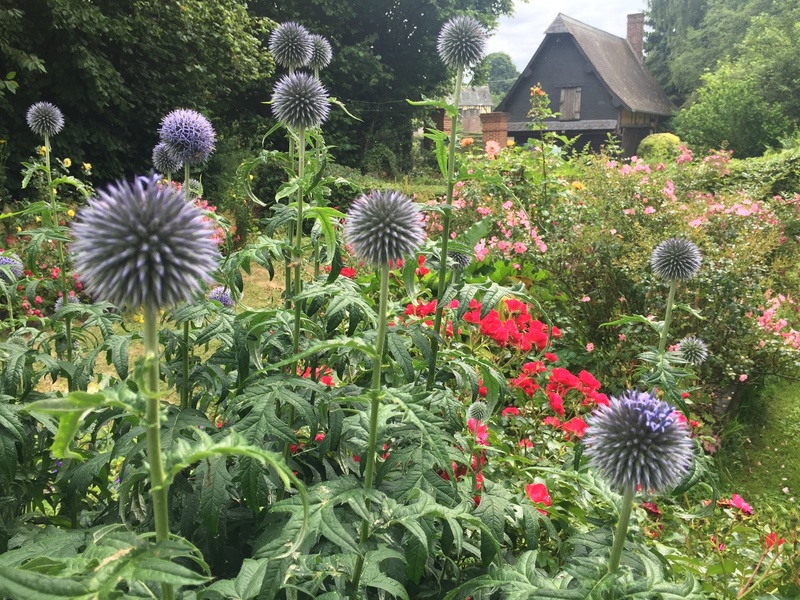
[471,52,519,106]
[637,132,682,162]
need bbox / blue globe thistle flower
[678,335,708,365]
[309,34,333,71]
[54,291,79,312]
[0,253,23,283]
[159,109,216,165]
[272,72,330,130]
[26,102,65,137]
[269,22,313,70]
[466,400,488,423]
[208,286,235,308]
[437,16,488,70]
[584,390,694,493]
[448,251,473,271]
[650,237,702,282]
[344,190,425,267]
[152,141,184,174]
[71,174,219,311]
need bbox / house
[487,13,673,155]
[434,85,494,136]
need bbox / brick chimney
[627,12,644,63]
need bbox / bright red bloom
[416,254,430,277]
[477,379,487,397]
[519,439,533,449]
[641,502,662,519]
[525,483,552,515]
[547,391,564,417]
[544,352,558,362]
[340,266,357,278]
[501,406,520,417]
[765,532,785,549]
[405,299,437,317]
[578,370,601,391]
[543,416,561,428]
[314,432,326,442]
[561,417,588,438]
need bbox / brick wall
[627,13,644,63]
[480,112,509,146]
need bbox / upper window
[559,87,581,120]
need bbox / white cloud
[487,0,648,71]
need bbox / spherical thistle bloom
[159,109,216,165]
[437,15,488,70]
[650,237,702,282]
[54,291,79,312]
[0,253,23,282]
[678,335,708,365]
[26,101,65,137]
[467,400,488,423]
[309,34,333,71]
[152,141,184,174]
[71,173,220,311]
[584,389,694,493]
[345,189,425,267]
[208,286,235,308]
[269,21,312,70]
[448,250,473,271]
[271,72,330,130]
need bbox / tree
[249,0,515,173]
[674,61,791,158]
[471,52,519,106]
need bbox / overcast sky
[487,0,648,72]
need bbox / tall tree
[250,0,515,173]
[471,52,519,106]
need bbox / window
[559,87,581,120]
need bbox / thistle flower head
[448,250,472,271]
[159,109,216,165]
[467,400,488,423]
[272,72,330,130]
[651,237,702,281]
[185,178,203,199]
[152,141,184,174]
[584,390,693,493]
[208,286,235,308]
[26,102,65,137]
[678,335,708,365]
[437,16,488,70]
[71,173,219,311]
[309,34,333,71]
[54,291,79,312]
[345,189,425,267]
[269,21,313,70]
[0,253,23,282]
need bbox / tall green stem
[427,66,464,389]
[658,280,678,355]
[181,164,192,409]
[349,262,390,597]
[292,127,307,355]
[144,305,174,600]
[608,486,635,574]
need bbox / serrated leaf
[387,332,414,383]
[0,567,91,599]
[198,455,232,538]
[403,532,427,585]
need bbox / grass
[719,377,800,505]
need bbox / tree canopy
[471,52,519,106]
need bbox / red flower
[544,352,558,362]
[547,391,564,417]
[578,370,601,391]
[340,266,357,278]
[641,501,662,519]
[477,379,487,397]
[765,532,785,549]
[561,417,587,438]
[543,416,561,428]
[467,418,488,446]
[314,432,326,442]
[501,406,520,417]
[415,254,429,277]
[525,483,552,515]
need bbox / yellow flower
[35,216,41,222]
[63,158,72,168]
[571,181,585,190]
[16,226,21,233]
[132,312,144,324]
[82,162,92,171]
[67,209,75,218]
[506,139,515,147]
[39,146,47,156]
[249,174,254,180]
